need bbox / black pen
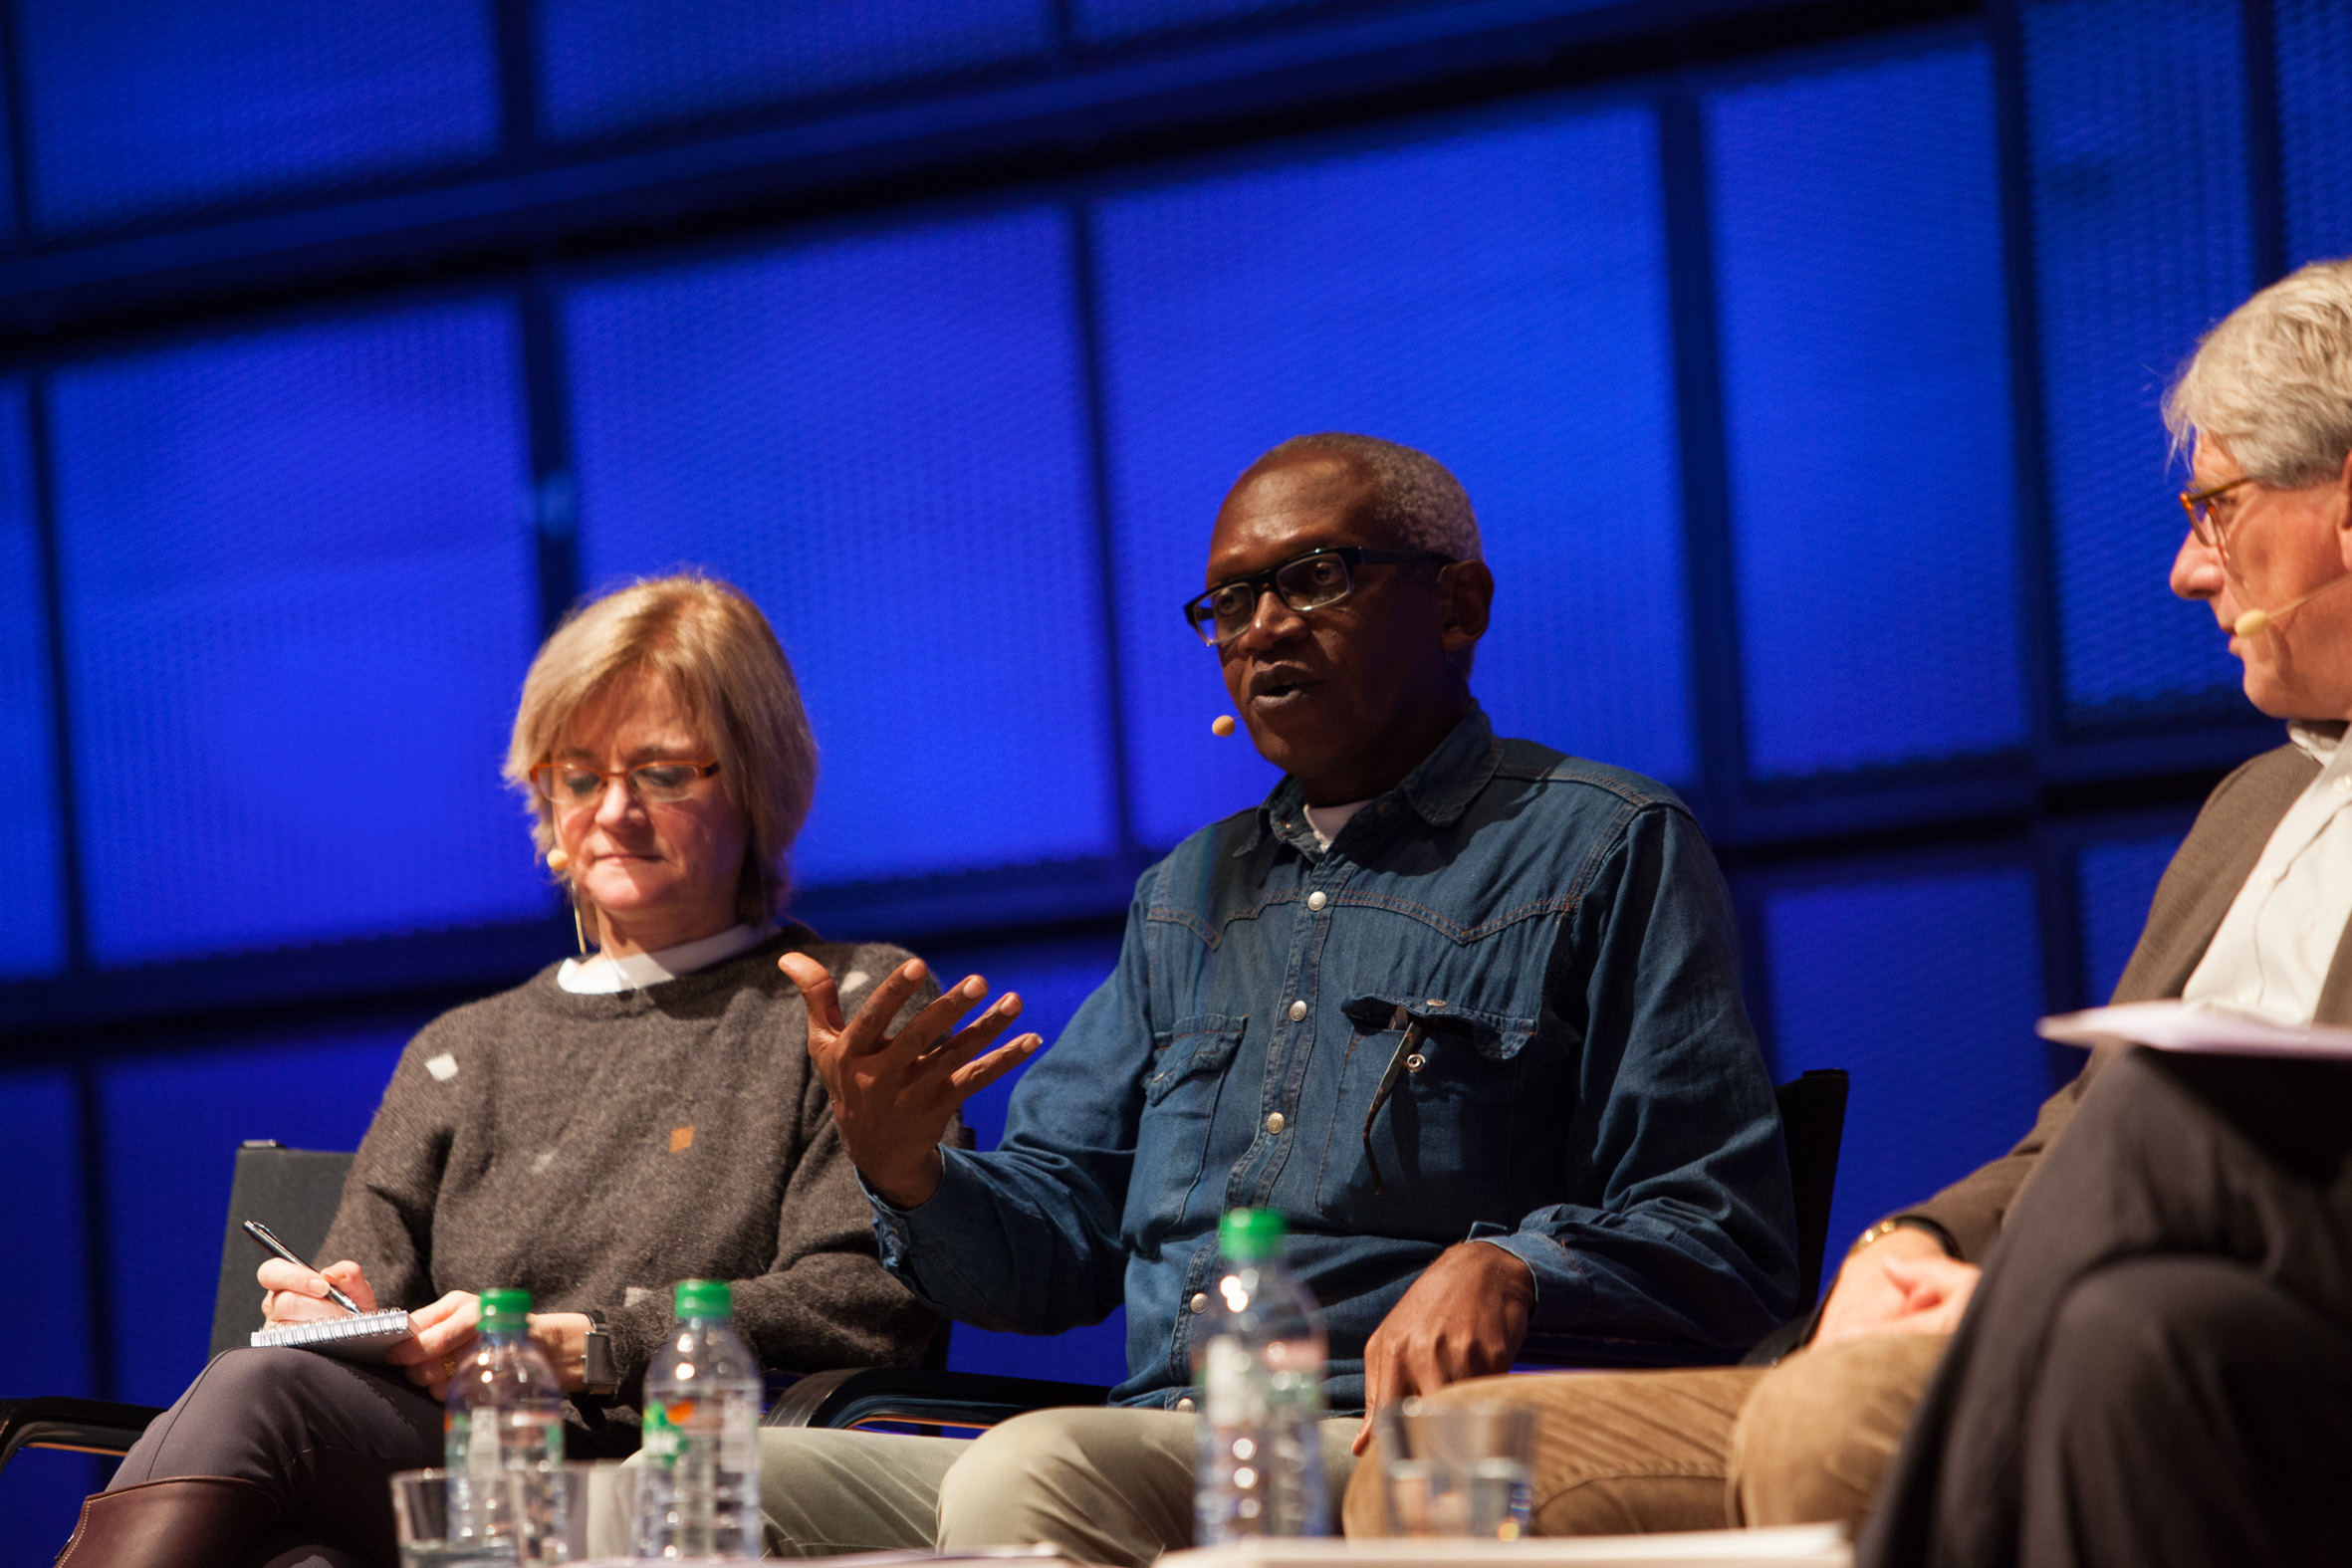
[244,1220,360,1316]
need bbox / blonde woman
[65,574,972,1568]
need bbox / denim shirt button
[1266,1111,1287,1134]
[1306,890,1327,911]
[1177,1397,1197,1412]
[1189,1292,1209,1313]
[1287,1000,1307,1021]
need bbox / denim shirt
[869,710,1799,1409]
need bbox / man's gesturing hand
[1352,1242,1535,1455]
[1813,1228,1982,1347]
[781,953,1043,1210]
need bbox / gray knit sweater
[316,926,940,1411]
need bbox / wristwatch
[1848,1215,1959,1258]
[582,1308,619,1396]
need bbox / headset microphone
[1211,715,1237,737]
[546,847,571,871]
[2233,569,2352,638]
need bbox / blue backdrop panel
[0,1068,98,1567]
[12,0,498,237]
[922,928,1128,1386]
[54,303,546,966]
[1073,0,1343,43]
[2076,831,2186,1005]
[1093,105,1692,848]
[2277,0,2352,266]
[0,382,66,981]
[535,0,1055,145]
[99,1025,412,1409]
[1763,866,2049,1251]
[2022,0,2250,728]
[566,210,1115,889]
[1711,44,2024,778]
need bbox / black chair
[0,1141,354,1475]
[769,1068,1849,1432]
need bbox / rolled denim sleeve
[1480,803,1801,1348]
[866,887,1153,1335]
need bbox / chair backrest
[1774,1068,1849,1310]
[209,1142,357,1359]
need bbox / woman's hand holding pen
[257,1259,593,1399]
[257,1256,379,1326]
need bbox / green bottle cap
[673,1278,734,1320]
[1218,1208,1288,1263]
[479,1288,533,1335]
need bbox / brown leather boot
[54,1475,276,1568]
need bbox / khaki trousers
[1338,1335,1947,1538]
[752,1407,1360,1564]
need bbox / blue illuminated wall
[0,383,64,980]
[12,0,499,237]
[2277,0,2352,265]
[535,0,1056,144]
[1711,43,2023,777]
[53,303,546,965]
[2024,0,2251,728]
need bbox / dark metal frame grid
[0,0,2299,1403]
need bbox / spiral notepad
[250,1310,413,1363]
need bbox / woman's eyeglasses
[530,759,721,807]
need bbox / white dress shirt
[557,921,773,994]
[2183,722,2352,1023]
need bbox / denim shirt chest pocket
[1311,993,1537,1229]
[1132,1012,1245,1240]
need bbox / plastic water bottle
[443,1287,566,1560]
[1192,1208,1331,1543]
[640,1278,764,1560]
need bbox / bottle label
[722,1409,756,1476]
[1203,1337,1263,1427]
[642,1400,680,1465]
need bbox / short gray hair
[2166,258,2352,485]
[1259,433,1482,560]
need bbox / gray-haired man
[1383,260,2352,1565]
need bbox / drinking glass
[389,1468,524,1567]
[1374,1399,1536,1539]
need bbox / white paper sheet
[2036,1000,2352,1059]
[1160,1526,1849,1568]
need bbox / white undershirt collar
[1301,798,1374,850]
[557,922,772,995]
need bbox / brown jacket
[1900,742,2352,1262]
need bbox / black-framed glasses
[2181,476,2258,557]
[530,759,721,808]
[1181,546,1456,647]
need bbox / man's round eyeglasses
[531,759,721,807]
[2181,476,2258,556]
[1181,547,1456,648]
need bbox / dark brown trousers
[1859,1047,2352,1568]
